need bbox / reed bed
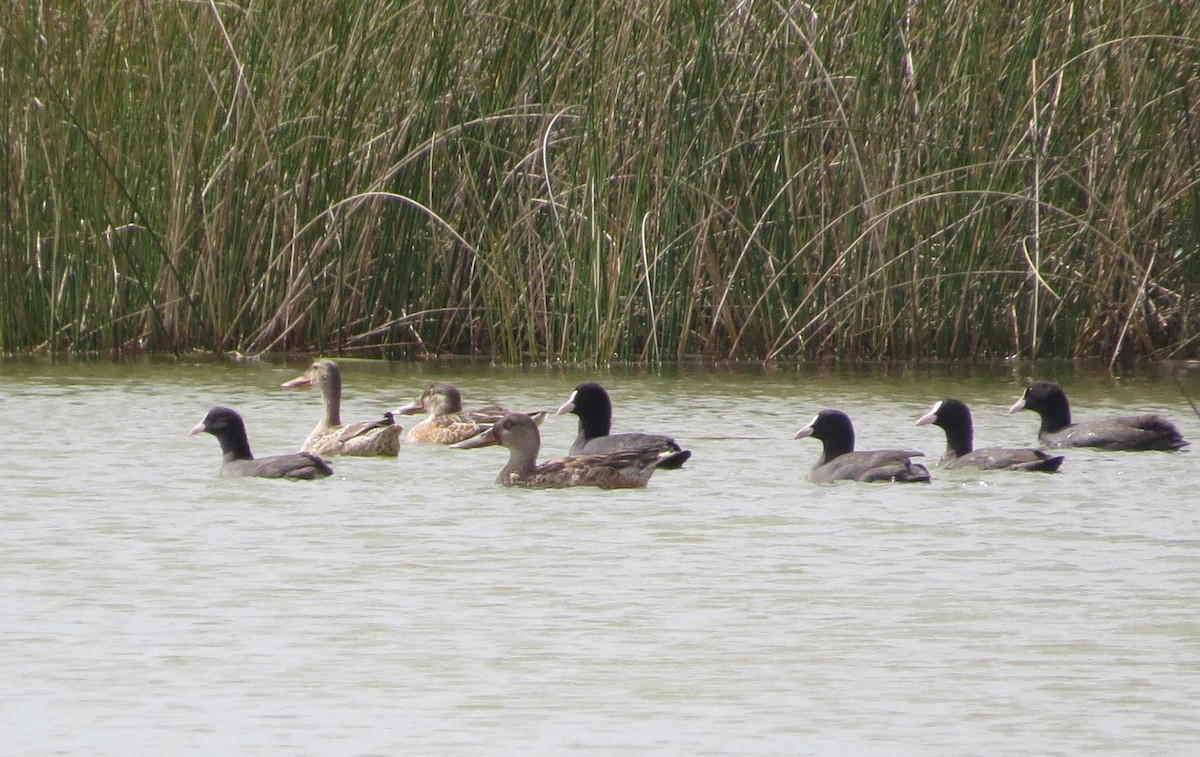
[3,0,1198,363]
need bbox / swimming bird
[395,382,534,445]
[794,409,930,483]
[915,398,1063,472]
[555,382,691,469]
[191,406,333,480]
[1009,380,1188,451]
[452,412,669,489]
[281,360,403,456]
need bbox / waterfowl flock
[191,363,1191,487]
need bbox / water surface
[2,359,1199,754]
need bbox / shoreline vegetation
[2,2,1198,365]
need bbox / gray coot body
[1009,381,1188,451]
[191,406,334,480]
[556,382,691,469]
[916,398,1064,472]
[794,409,930,483]
[452,412,667,489]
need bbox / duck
[1009,380,1189,451]
[794,409,930,483]
[191,406,333,480]
[452,412,670,489]
[281,360,403,457]
[395,382,526,445]
[555,382,691,469]
[915,398,1064,472]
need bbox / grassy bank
[3,1,1198,363]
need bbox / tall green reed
[2,0,1197,363]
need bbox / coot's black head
[1009,380,1072,432]
[556,382,611,416]
[191,406,244,437]
[794,409,855,458]
[191,406,253,460]
[556,382,613,439]
[915,398,972,430]
[915,399,974,456]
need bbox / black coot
[794,409,930,483]
[916,398,1063,472]
[556,382,691,469]
[191,406,333,480]
[1009,381,1188,451]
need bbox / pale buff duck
[281,360,402,457]
[396,382,543,445]
[452,412,669,489]
[191,406,332,480]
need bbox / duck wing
[469,406,547,427]
[503,448,665,489]
[409,412,483,444]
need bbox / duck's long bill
[1008,397,1027,414]
[793,425,814,440]
[451,425,501,449]
[280,375,311,389]
[555,395,576,416]
[394,400,424,416]
[189,421,207,435]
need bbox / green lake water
[2,357,1198,754]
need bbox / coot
[556,382,691,469]
[191,406,333,480]
[916,398,1063,472]
[1009,381,1188,451]
[794,409,930,483]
